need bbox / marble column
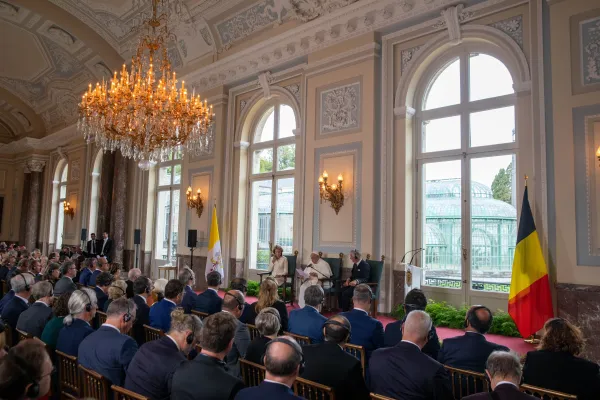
[19,170,31,246]
[96,152,115,236]
[109,152,128,264]
[24,160,45,250]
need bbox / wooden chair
[365,254,385,317]
[282,251,299,305]
[370,394,396,400]
[444,365,490,398]
[284,331,311,346]
[143,325,164,342]
[111,385,149,400]
[79,365,110,400]
[320,252,343,311]
[343,343,366,377]
[247,324,260,340]
[3,323,12,348]
[96,311,108,326]
[293,377,335,400]
[157,265,177,280]
[520,384,577,400]
[240,359,266,388]
[191,310,209,320]
[16,328,33,343]
[55,350,80,399]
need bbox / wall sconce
[63,201,74,220]
[596,147,600,166]
[186,186,204,218]
[318,170,344,215]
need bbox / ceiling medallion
[77,0,215,169]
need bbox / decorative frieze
[319,81,360,135]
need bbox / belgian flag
[508,186,554,338]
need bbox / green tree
[491,161,513,204]
[277,145,295,170]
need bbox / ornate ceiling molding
[0,123,78,154]
[25,159,45,172]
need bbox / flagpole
[522,174,541,344]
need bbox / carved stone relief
[71,159,80,181]
[319,81,360,135]
[490,15,523,50]
[581,16,600,85]
[284,83,301,102]
[290,0,358,22]
[401,46,422,75]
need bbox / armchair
[320,252,343,311]
[281,251,298,305]
[365,254,384,317]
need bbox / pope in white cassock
[297,251,332,308]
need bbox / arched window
[154,151,181,265]
[418,49,517,296]
[248,102,296,270]
[49,161,68,251]
[88,151,102,237]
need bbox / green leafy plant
[247,280,259,297]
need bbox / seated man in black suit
[0,339,54,399]
[126,268,142,299]
[171,312,244,400]
[339,249,371,311]
[464,351,537,400]
[16,281,54,338]
[53,261,77,296]
[179,267,198,314]
[193,271,223,315]
[221,290,251,378]
[438,305,508,372]
[2,272,35,345]
[94,272,113,312]
[369,310,453,400]
[131,276,152,346]
[384,288,440,359]
[230,278,252,323]
[301,315,370,400]
[126,308,203,400]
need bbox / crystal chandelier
[78,0,215,168]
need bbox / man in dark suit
[1,272,34,345]
[30,259,43,282]
[340,284,384,360]
[230,278,252,323]
[131,276,152,345]
[464,351,537,400]
[301,315,369,399]
[6,259,28,290]
[89,257,109,287]
[369,310,452,400]
[78,297,138,386]
[54,261,77,296]
[172,312,244,400]
[220,290,251,378]
[78,258,96,288]
[56,288,98,356]
[150,279,184,332]
[126,308,202,400]
[94,272,113,312]
[86,233,100,258]
[385,288,441,359]
[0,288,14,315]
[99,232,113,262]
[438,305,508,372]
[178,267,198,314]
[339,249,371,311]
[126,268,141,299]
[16,281,54,338]
[194,271,223,315]
[288,285,327,343]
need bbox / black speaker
[188,230,197,248]
[134,229,141,245]
[81,228,87,241]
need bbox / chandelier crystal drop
[78,0,215,166]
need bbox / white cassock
[298,258,332,308]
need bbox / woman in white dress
[298,251,332,308]
[268,245,288,286]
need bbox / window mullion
[270,174,276,249]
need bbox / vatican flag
[205,205,223,278]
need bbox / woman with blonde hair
[247,278,288,332]
[103,279,128,312]
[149,278,168,306]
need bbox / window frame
[154,153,182,264]
[54,163,69,249]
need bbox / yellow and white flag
[205,205,223,278]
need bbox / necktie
[92,241,95,253]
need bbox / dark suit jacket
[149,299,177,332]
[350,259,371,283]
[438,332,508,372]
[1,295,29,344]
[88,270,102,287]
[463,383,537,400]
[193,289,222,315]
[182,285,198,314]
[522,350,600,400]
[238,301,253,324]
[132,295,150,346]
[172,354,244,400]
[0,289,14,314]
[246,300,288,333]
[288,306,327,344]
[54,276,76,296]
[245,336,271,365]
[78,268,93,287]
[340,308,384,360]
[235,381,302,400]
[78,325,138,386]
[94,286,109,312]
[86,239,100,257]
[368,341,453,400]
[126,280,134,299]
[301,341,369,400]
[16,301,53,338]
[100,238,113,259]
[0,265,9,282]
[225,318,251,378]
[384,318,441,360]
[56,318,95,357]
[125,336,187,400]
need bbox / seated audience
[54,261,77,296]
[94,271,113,311]
[0,339,54,400]
[104,279,128,312]
[438,305,508,372]
[298,251,332,308]
[193,271,223,315]
[301,315,369,399]
[78,297,138,386]
[150,279,184,332]
[172,312,244,400]
[2,272,35,345]
[40,292,71,349]
[220,290,251,378]
[126,309,203,400]
[126,267,142,299]
[0,320,7,360]
[230,278,252,323]
[288,285,327,343]
[235,336,304,400]
[384,288,441,359]
[268,244,288,287]
[89,257,109,286]
[16,281,54,338]
[179,267,198,314]
[247,278,288,332]
[43,263,61,287]
[6,259,28,289]
[30,259,43,282]
[339,249,371,311]
[131,276,152,345]
[340,284,384,360]
[109,262,123,279]
[522,318,600,400]
[0,286,15,315]
[150,278,168,306]
[464,351,537,400]
[369,310,453,400]
[56,288,97,356]
[78,258,96,287]
[245,307,280,365]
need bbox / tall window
[155,151,181,263]
[55,164,69,249]
[248,102,296,270]
[417,51,517,296]
[88,151,102,237]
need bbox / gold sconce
[63,201,74,220]
[596,147,600,166]
[186,186,204,218]
[318,170,344,215]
